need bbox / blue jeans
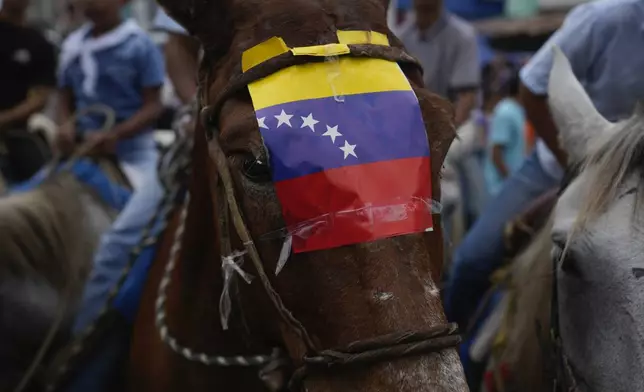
[63,150,164,392]
[72,171,164,334]
[63,316,131,392]
[444,150,560,331]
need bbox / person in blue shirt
[59,0,166,329]
[56,3,164,188]
[483,67,525,196]
[52,0,165,390]
[444,1,644,387]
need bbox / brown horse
[128,1,467,391]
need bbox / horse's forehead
[218,103,265,149]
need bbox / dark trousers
[0,129,51,185]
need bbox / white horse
[547,45,644,391]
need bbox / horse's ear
[547,44,612,164]
[157,0,229,47]
[634,101,644,116]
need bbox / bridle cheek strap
[206,136,318,354]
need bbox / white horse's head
[548,45,644,391]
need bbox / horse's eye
[242,155,272,183]
[552,243,581,277]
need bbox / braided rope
[154,192,275,367]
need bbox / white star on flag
[274,109,293,128]
[339,140,358,159]
[257,117,268,129]
[301,113,319,132]
[322,125,342,143]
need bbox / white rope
[154,192,275,367]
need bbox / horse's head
[548,46,644,390]
[158,1,465,390]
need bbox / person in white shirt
[392,0,480,127]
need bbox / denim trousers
[443,150,560,389]
[443,150,560,332]
[65,149,164,392]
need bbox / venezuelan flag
[245,34,433,253]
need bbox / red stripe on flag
[274,157,433,253]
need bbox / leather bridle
[156,40,463,390]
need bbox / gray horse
[548,45,644,392]
[0,163,125,391]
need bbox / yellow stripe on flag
[248,57,412,110]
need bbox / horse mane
[573,107,644,228]
[498,213,554,390]
[0,174,96,295]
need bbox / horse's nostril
[242,155,272,183]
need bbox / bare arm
[112,87,164,140]
[453,90,477,128]
[491,145,508,178]
[55,87,77,154]
[519,82,568,166]
[165,33,199,104]
[57,87,75,127]
[0,86,52,128]
[449,27,480,128]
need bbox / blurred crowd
[389,0,536,248]
[0,1,198,389]
[396,0,644,389]
[0,0,188,187]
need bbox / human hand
[173,104,196,137]
[55,123,76,156]
[181,118,196,137]
[84,131,118,156]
